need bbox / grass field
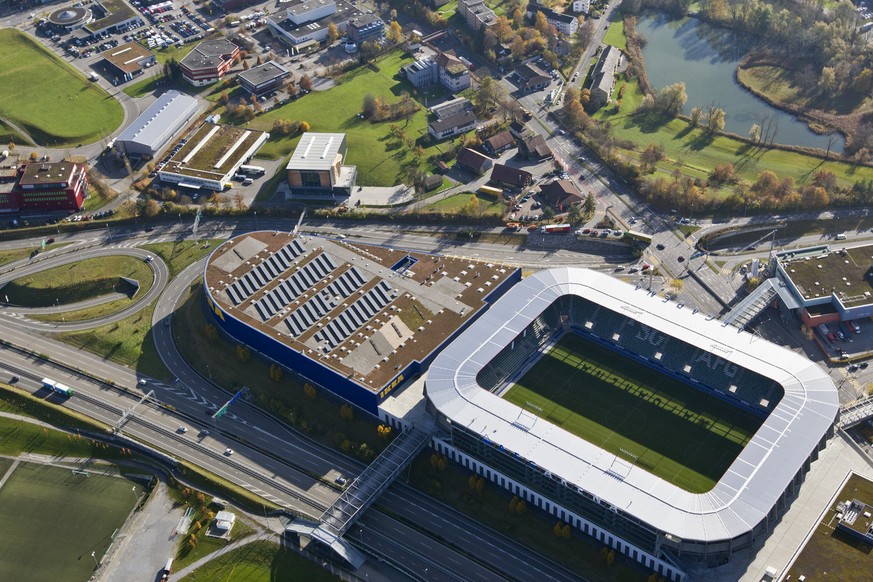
[0,462,138,582]
[504,334,762,493]
[0,242,70,267]
[603,19,627,51]
[181,540,338,582]
[239,51,460,186]
[594,75,873,193]
[3,255,154,308]
[422,192,507,216]
[787,473,873,581]
[0,30,122,147]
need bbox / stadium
[426,268,839,581]
[203,232,520,414]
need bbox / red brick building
[0,161,88,213]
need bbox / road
[0,222,588,581]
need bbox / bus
[624,230,653,246]
[42,378,74,397]
[542,223,572,233]
[238,165,266,176]
[478,185,503,198]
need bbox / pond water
[635,13,843,151]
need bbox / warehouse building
[99,41,156,82]
[115,90,200,159]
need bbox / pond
[635,13,843,152]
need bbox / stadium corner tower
[426,268,838,581]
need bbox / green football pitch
[504,334,764,493]
[0,462,139,582]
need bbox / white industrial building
[114,90,200,158]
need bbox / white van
[242,178,254,186]
[836,233,847,240]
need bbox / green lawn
[141,239,222,278]
[423,192,507,216]
[0,242,70,267]
[239,51,460,186]
[0,118,24,145]
[595,76,873,190]
[0,462,139,582]
[4,255,154,308]
[181,540,339,582]
[602,19,627,51]
[504,334,762,493]
[787,473,873,581]
[0,29,123,147]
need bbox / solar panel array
[252,252,338,321]
[314,280,394,350]
[224,239,307,305]
[283,266,369,337]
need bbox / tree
[640,143,665,170]
[299,75,313,91]
[203,324,219,342]
[299,121,311,132]
[327,22,339,44]
[142,199,161,217]
[235,344,251,363]
[653,82,687,115]
[579,88,591,108]
[689,106,702,126]
[476,75,500,111]
[362,94,377,119]
[707,107,726,133]
[304,383,317,400]
[269,363,284,382]
[606,550,616,566]
[749,123,761,143]
[7,141,14,152]
[340,403,354,421]
[819,66,837,93]
[233,191,245,210]
[387,20,403,43]
[584,192,596,215]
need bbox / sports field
[0,29,122,146]
[0,462,139,582]
[504,334,763,493]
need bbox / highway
[0,221,590,581]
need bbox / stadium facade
[203,232,520,414]
[426,268,839,581]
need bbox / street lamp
[91,551,98,568]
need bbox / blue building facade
[203,242,521,415]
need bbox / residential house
[509,120,532,140]
[430,97,473,120]
[428,110,477,141]
[589,45,622,110]
[490,163,533,189]
[483,131,515,155]
[572,0,590,14]
[539,179,583,210]
[514,62,551,93]
[421,174,444,192]
[436,51,471,92]
[519,134,553,161]
[527,3,579,35]
[402,51,471,92]
[458,0,496,32]
[456,147,494,175]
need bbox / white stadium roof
[427,268,838,543]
